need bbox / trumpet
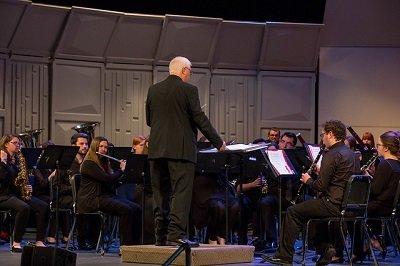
[96,152,123,163]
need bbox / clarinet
[360,154,378,172]
[290,144,326,205]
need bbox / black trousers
[98,195,141,245]
[48,195,73,238]
[150,159,195,242]
[206,198,240,241]
[275,198,341,261]
[0,196,48,242]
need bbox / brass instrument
[14,151,32,201]
[72,122,100,142]
[18,128,44,148]
[291,144,326,205]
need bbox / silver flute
[95,152,123,163]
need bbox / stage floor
[1,238,400,265]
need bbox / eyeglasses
[9,141,21,146]
[319,132,326,138]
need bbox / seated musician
[46,133,89,247]
[352,131,400,262]
[0,134,48,252]
[77,136,141,245]
[239,132,298,249]
[362,131,375,149]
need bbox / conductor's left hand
[219,141,226,152]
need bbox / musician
[239,132,298,248]
[78,136,141,245]
[46,133,89,246]
[191,158,240,245]
[262,120,355,265]
[0,134,48,251]
[146,56,225,246]
[362,132,375,149]
[352,131,400,261]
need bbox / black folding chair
[301,175,377,265]
[367,179,400,257]
[66,174,108,255]
[0,209,13,251]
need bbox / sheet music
[266,150,295,175]
[307,144,323,168]
[198,143,267,153]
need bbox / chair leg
[339,221,351,263]
[363,222,378,265]
[8,212,13,252]
[96,214,105,255]
[301,221,310,265]
[66,215,77,250]
[385,220,398,256]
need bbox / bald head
[169,56,192,82]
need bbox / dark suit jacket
[77,160,122,213]
[146,75,223,163]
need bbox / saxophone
[13,151,32,201]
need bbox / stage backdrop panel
[0,55,10,135]
[319,47,400,138]
[51,60,103,144]
[210,70,258,143]
[257,71,316,143]
[104,64,153,146]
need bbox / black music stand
[260,149,297,241]
[108,147,132,171]
[21,148,43,169]
[124,153,149,244]
[36,145,79,253]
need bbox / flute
[96,152,123,163]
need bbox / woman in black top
[77,136,141,245]
[0,134,48,252]
[353,131,400,260]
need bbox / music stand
[260,148,297,241]
[124,153,149,244]
[35,145,79,255]
[20,148,43,169]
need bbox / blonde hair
[83,136,112,174]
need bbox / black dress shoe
[166,239,199,247]
[316,247,336,266]
[12,246,23,253]
[260,255,292,265]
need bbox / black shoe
[260,255,292,265]
[166,238,199,247]
[12,246,23,253]
[316,247,336,266]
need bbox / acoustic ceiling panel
[259,22,323,71]
[155,15,222,67]
[0,0,29,53]
[213,21,265,70]
[105,14,164,64]
[9,4,69,57]
[55,7,120,61]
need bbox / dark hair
[380,131,400,159]
[268,127,280,136]
[70,133,89,145]
[281,132,297,146]
[323,120,346,141]
[345,135,357,150]
[362,132,375,148]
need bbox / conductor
[146,56,226,246]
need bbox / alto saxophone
[14,151,32,201]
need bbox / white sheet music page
[198,143,267,153]
[308,145,323,168]
[266,150,294,175]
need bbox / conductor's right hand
[119,160,126,172]
[219,141,226,152]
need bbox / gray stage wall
[0,0,323,145]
